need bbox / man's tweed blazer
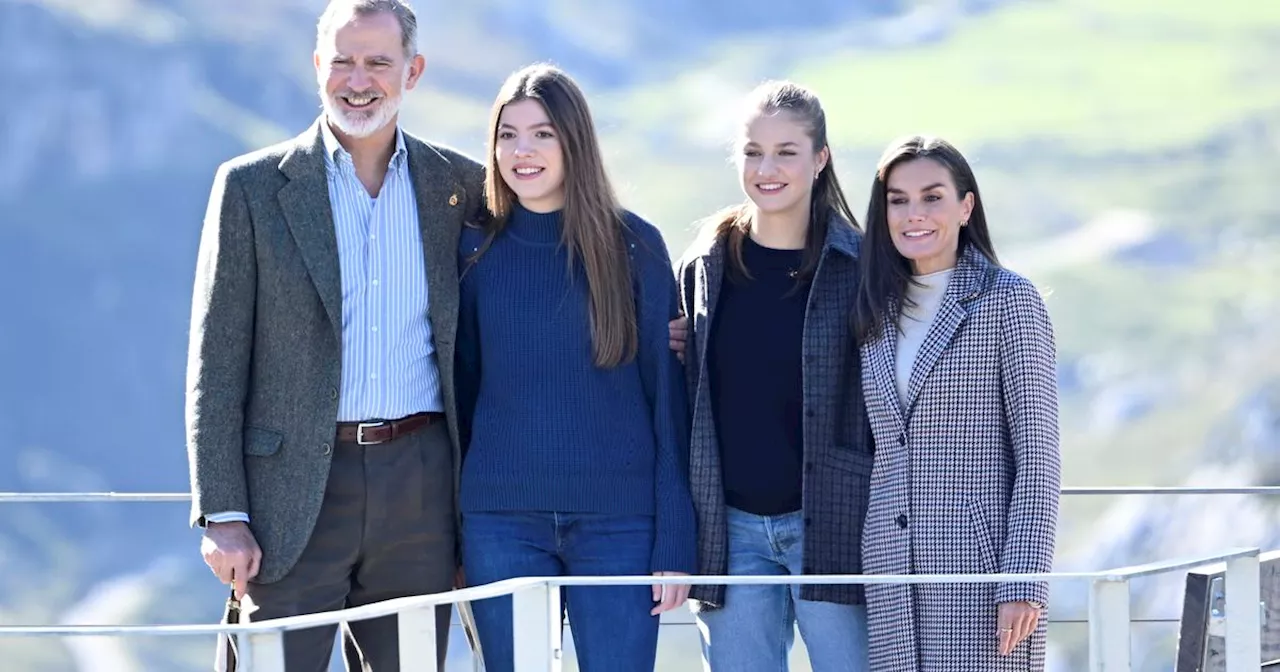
[184,118,484,583]
[676,217,875,611]
[859,245,1061,671]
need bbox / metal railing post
[397,605,439,671]
[511,580,560,672]
[1088,577,1131,671]
[1225,550,1261,672]
[246,630,286,671]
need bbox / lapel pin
[448,193,459,207]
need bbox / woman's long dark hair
[853,135,1000,343]
[701,80,861,286]
[473,63,637,368]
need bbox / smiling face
[884,157,974,275]
[314,10,424,139]
[738,110,828,220]
[494,98,566,213]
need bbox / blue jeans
[697,507,869,672]
[461,512,659,672]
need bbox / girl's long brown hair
[473,63,637,368]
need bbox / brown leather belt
[336,412,442,446]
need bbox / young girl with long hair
[455,64,697,672]
[676,80,872,671]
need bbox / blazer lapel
[277,120,342,339]
[867,310,907,431]
[900,295,967,418]
[900,246,992,419]
[405,138,464,337]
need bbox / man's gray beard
[320,91,402,139]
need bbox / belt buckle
[355,421,385,446]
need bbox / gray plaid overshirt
[676,218,874,611]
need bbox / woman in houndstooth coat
[853,136,1062,671]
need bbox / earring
[960,220,968,227]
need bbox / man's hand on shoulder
[201,521,262,599]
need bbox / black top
[708,235,811,516]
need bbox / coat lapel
[867,309,906,431]
[900,294,967,418]
[405,138,465,338]
[277,119,342,339]
[695,237,726,370]
[900,245,992,419]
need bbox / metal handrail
[1094,547,1261,580]
[0,577,548,637]
[0,548,1263,672]
[0,492,1268,671]
[1061,486,1280,495]
[3,485,1280,503]
[0,548,1257,637]
[0,492,191,502]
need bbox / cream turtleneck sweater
[895,268,955,407]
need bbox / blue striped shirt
[322,121,443,422]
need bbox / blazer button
[805,462,813,473]
[896,514,908,529]
[804,517,812,527]
[330,387,339,400]
[805,409,815,418]
[321,443,332,456]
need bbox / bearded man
[184,1,483,669]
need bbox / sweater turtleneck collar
[507,202,564,245]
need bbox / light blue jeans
[696,507,870,672]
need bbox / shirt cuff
[204,511,250,525]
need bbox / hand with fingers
[202,521,263,600]
[650,571,691,616]
[996,600,1042,655]
[667,316,689,363]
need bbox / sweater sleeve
[455,231,483,457]
[627,215,699,575]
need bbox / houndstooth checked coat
[859,245,1061,671]
[676,217,875,611]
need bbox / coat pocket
[965,499,1000,573]
[823,446,874,477]
[243,426,283,457]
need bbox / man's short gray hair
[316,0,418,58]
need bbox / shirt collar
[320,118,408,170]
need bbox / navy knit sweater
[455,203,697,574]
